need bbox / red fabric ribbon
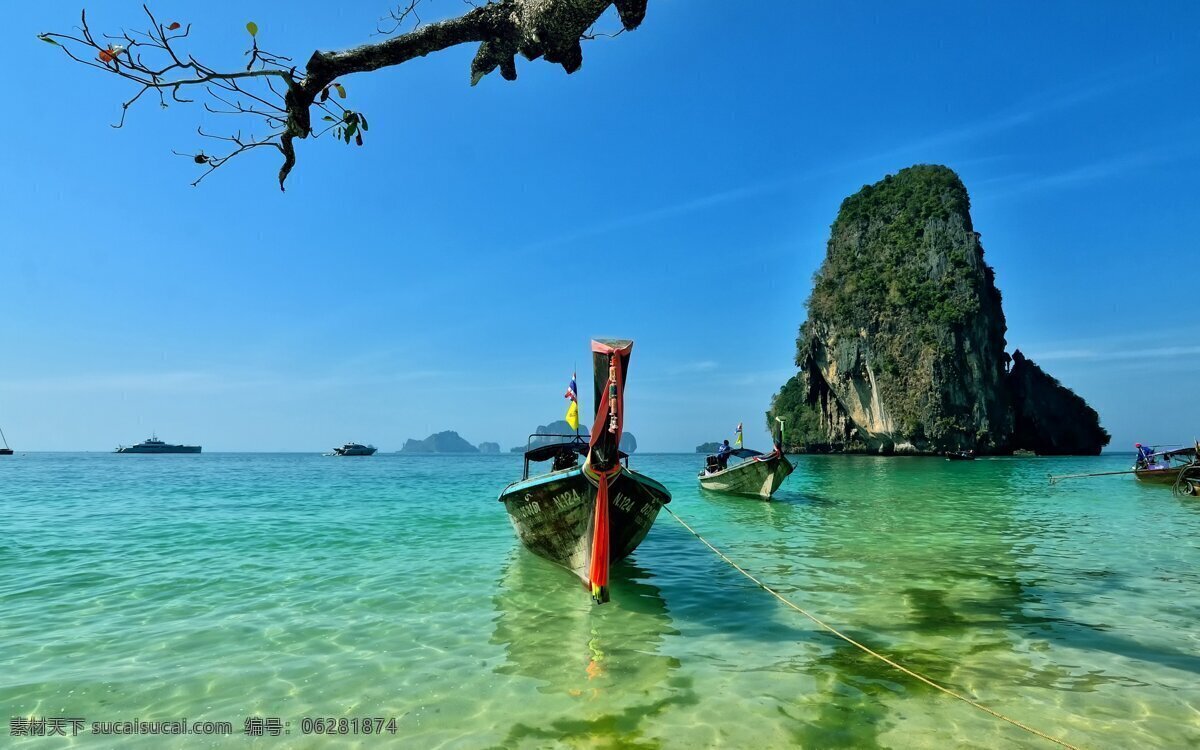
[589,471,610,603]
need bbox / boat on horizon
[0,422,12,455]
[945,450,976,461]
[698,418,793,499]
[115,435,201,454]
[331,442,377,456]
[497,339,671,604]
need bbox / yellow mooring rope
[662,506,1083,750]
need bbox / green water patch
[492,676,699,750]
[901,587,970,633]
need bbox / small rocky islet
[768,164,1109,456]
[509,420,638,454]
[400,430,483,454]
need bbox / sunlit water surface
[3,452,1199,748]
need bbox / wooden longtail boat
[497,339,671,604]
[1134,445,1198,485]
[697,419,793,499]
[945,450,976,461]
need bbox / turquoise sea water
[3,452,1200,748]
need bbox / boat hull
[698,453,794,499]
[116,445,201,454]
[498,467,670,586]
[1135,466,1189,484]
[334,447,377,456]
[0,448,12,455]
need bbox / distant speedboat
[116,435,201,454]
[332,442,377,456]
[698,419,793,499]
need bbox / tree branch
[42,1,650,190]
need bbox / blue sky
[2,1,1197,452]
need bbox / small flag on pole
[734,422,743,448]
[564,371,579,431]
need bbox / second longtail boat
[1133,444,1199,485]
[698,418,794,499]
[497,339,671,604]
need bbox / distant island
[401,430,480,453]
[511,420,637,454]
[477,442,501,454]
[768,165,1109,456]
[695,442,721,453]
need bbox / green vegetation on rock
[815,165,987,328]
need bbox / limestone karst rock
[769,165,1109,455]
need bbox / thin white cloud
[671,360,719,374]
[517,178,795,254]
[979,135,1200,198]
[858,77,1130,167]
[512,69,1146,256]
[1032,345,1200,363]
[0,367,450,395]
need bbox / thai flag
[564,372,578,402]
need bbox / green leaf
[359,114,368,131]
[322,115,335,122]
[334,83,346,99]
[355,132,363,147]
[346,121,358,141]
[246,21,258,37]
[38,34,60,46]
[319,87,329,103]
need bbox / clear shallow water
[3,452,1199,748]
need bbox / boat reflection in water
[490,550,688,742]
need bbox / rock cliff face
[477,442,501,454]
[769,165,1109,455]
[401,431,480,453]
[1007,351,1109,455]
